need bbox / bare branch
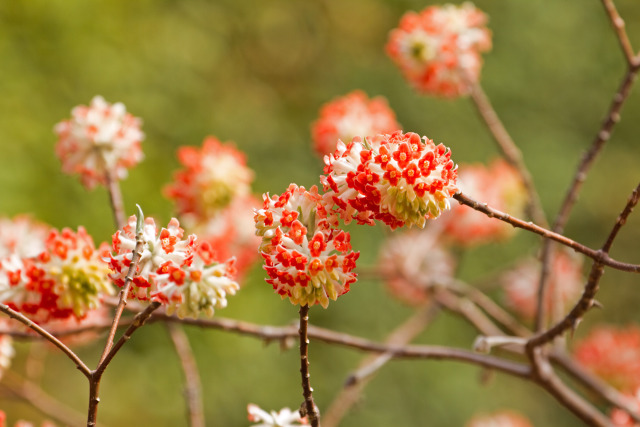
[468,81,548,228]
[0,303,90,377]
[601,0,636,65]
[167,323,205,427]
[453,192,640,273]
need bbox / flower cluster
[108,215,239,318]
[0,216,49,258]
[311,90,400,157]
[466,411,533,427]
[0,226,113,322]
[165,136,254,220]
[378,227,455,306]
[573,325,640,393]
[441,159,527,246]
[386,2,491,97]
[502,249,583,321]
[321,131,458,229]
[255,184,359,308]
[54,96,144,189]
[247,404,308,427]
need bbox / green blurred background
[1,1,640,426]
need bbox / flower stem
[299,304,320,427]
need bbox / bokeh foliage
[1,1,640,426]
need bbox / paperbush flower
[54,96,144,189]
[311,90,400,157]
[386,2,491,97]
[0,227,113,322]
[441,159,527,246]
[255,184,359,308]
[378,227,455,306]
[573,325,640,393]
[165,136,254,220]
[108,216,239,318]
[321,131,458,229]
[247,404,308,427]
[0,215,49,258]
[502,249,583,321]
[466,411,533,427]
[183,195,261,280]
[610,388,640,426]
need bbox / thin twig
[601,0,636,65]
[446,280,531,338]
[167,323,205,427]
[535,64,640,331]
[104,169,126,230]
[552,351,640,423]
[468,81,548,228]
[529,181,640,348]
[299,305,320,427]
[0,303,90,377]
[87,302,161,427]
[323,304,438,427]
[157,313,532,379]
[452,191,640,273]
[98,208,145,367]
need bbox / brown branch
[532,357,611,427]
[166,323,205,427]
[97,234,144,366]
[88,301,161,427]
[323,304,438,427]
[601,0,636,65]
[529,181,640,348]
[104,169,126,230]
[158,313,531,379]
[0,303,90,377]
[446,280,531,338]
[299,305,320,427]
[552,351,640,423]
[535,64,640,331]
[452,192,640,273]
[468,81,548,228]
[0,318,133,339]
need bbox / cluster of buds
[573,325,640,393]
[54,96,144,189]
[386,2,491,97]
[255,184,359,308]
[322,131,458,229]
[311,90,400,157]
[165,136,254,220]
[108,215,239,318]
[165,137,260,281]
[441,159,527,246]
[0,224,113,323]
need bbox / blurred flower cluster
[386,2,491,96]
